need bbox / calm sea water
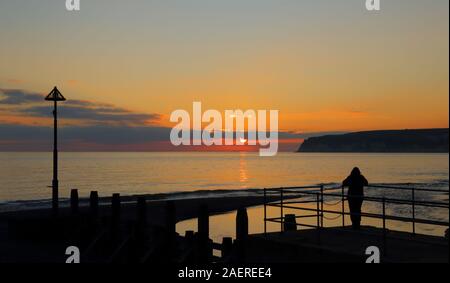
[0,152,448,203]
[1,152,448,237]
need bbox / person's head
[351,167,361,177]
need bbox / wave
[0,180,448,213]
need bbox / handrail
[263,184,449,250]
[265,205,449,227]
[263,191,448,208]
[368,184,448,193]
[264,184,448,193]
[271,190,448,208]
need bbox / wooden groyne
[0,191,277,263]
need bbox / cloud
[0,123,170,145]
[0,88,162,125]
[0,122,305,151]
[0,89,43,104]
[0,88,304,151]
[19,105,162,125]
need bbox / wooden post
[89,191,99,216]
[87,191,99,235]
[137,196,147,225]
[135,196,147,242]
[236,207,248,262]
[112,193,121,226]
[68,189,80,241]
[197,204,210,262]
[185,230,195,241]
[165,201,176,237]
[165,200,176,259]
[70,189,79,214]
[236,208,248,241]
[198,204,209,241]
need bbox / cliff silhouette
[298,128,449,153]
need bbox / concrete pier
[245,226,449,263]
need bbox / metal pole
[320,185,324,228]
[52,100,58,214]
[412,187,416,235]
[280,188,284,233]
[341,186,345,227]
[382,197,387,254]
[316,193,320,229]
[264,188,267,236]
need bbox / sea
[0,152,448,239]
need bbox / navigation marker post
[45,86,66,215]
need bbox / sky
[0,0,448,151]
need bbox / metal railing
[263,184,449,248]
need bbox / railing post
[264,188,267,236]
[89,191,99,217]
[316,193,320,229]
[280,188,284,233]
[341,186,345,227]
[320,185,324,228]
[166,200,176,237]
[412,187,416,235]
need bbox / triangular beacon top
[45,86,66,101]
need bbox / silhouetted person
[342,167,368,229]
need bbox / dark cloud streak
[0,89,43,105]
[0,88,162,125]
[0,123,170,145]
[20,105,161,125]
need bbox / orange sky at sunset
[0,1,448,151]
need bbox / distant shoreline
[298,128,449,153]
